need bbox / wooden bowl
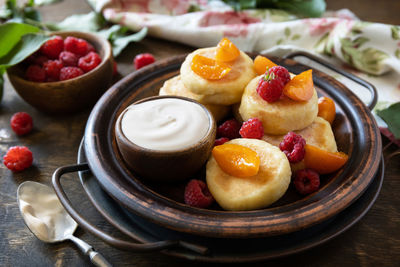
[115,95,216,182]
[7,31,113,114]
[83,55,381,238]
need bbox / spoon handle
[69,235,112,267]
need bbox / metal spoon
[17,181,112,267]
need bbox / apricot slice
[318,96,336,124]
[253,55,277,75]
[304,144,348,174]
[212,143,260,178]
[283,69,314,101]
[191,54,231,80]
[215,38,240,62]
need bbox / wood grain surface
[1,0,399,266]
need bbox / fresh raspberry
[10,112,33,136]
[43,60,63,80]
[268,66,291,85]
[217,119,241,139]
[184,179,214,208]
[294,169,320,195]
[256,73,284,103]
[40,36,64,59]
[214,137,229,146]
[34,55,49,66]
[59,51,78,66]
[64,36,89,56]
[87,43,96,53]
[279,132,306,163]
[26,65,46,82]
[78,52,102,73]
[59,66,84,81]
[239,118,264,139]
[113,61,118,76]
[134,53,155,70]
[3,146,33,172]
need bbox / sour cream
[120,98,210,151]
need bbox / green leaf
[112,27,148,57]
[284,27,291,37]
[391,26,400,40]
[0,33,51,68]
[0,22,41,59]
[50,11,105,32]
[276,38,284,45]
[376,102,400,139]
[34,0,61,5]
[275,0,326,17]
[0,69,4,103]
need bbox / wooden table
[1,1,399,266]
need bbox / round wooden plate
[83,55,382,238]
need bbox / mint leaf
[49,11,105,32]
[34,0,61,5]
[99,26,147,57]
[276,0,326,17]
[0,33,51,68]
[0,68,4,103]
[376,102,400,139]
[0,22,40,58]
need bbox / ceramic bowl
[7,31,113,114]
[115,95,216,182]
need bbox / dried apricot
[253,55,277,75]
[304,144,348,174]
[318,96,336,124]
[212,143,260,178]
[283,69,314,101]
[191,54,231,80]
[215,38,240,62]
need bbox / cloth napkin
[89,0,400,145]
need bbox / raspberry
[294,169,320,195]
[214,137,229,146]
[87,43,96,53]
[256,74,283,103]
[239,118,264,139]
[268,66,291,85]
[78,52,102,73]
[40,36,64,59]
[134,53,155,70]
[59,51,78,67]
[279,132,306,163]
[26,65,46,82]
[64,36,89,56]
[33,55,49,66]
[43,60,63,80]
[10,112,33,136]
[184,179,214,208]
[3,146,33,172]
[59,66,84,81]
[113,61,118,76]
[217,119,241,139]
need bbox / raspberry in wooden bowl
[7,31,113,114]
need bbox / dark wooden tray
[81,54,382,238]
[76,143,384,262]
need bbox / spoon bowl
[17,181,111,267]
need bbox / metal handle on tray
[283,51,377,110]
[52,163,208,255]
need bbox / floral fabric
[89,0,400,142]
